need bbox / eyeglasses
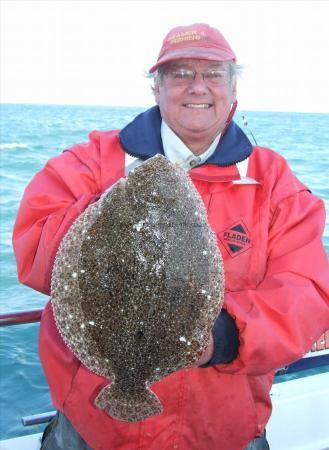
[164,67,230,87]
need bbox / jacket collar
[119,106,253,167]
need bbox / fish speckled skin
[51,155,224,422]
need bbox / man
[13,23,329,450]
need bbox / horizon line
[1,101,329,115]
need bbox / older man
[13,23,329,450]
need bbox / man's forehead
[165,59,227,69]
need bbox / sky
[1,0,329,112]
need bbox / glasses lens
[204,70,229,86]
[168,69,194,84]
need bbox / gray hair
[147,60,243,94]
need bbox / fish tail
[95,383,163,422]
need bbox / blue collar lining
[119,106,253,167]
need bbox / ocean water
[0,103,328,440]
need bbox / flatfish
[51,154,224,422]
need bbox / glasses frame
[163,66,231,87]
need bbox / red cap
[149,23,236,73]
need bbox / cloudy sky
[1,0,328,112]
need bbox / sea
[0,103,329,440]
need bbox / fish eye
[135,330,146,341]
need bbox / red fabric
[13,131,329,450]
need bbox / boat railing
[1,309,328,427]
[21,411,56,427]
[0,309,43,326]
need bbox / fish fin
[95,383,163,422]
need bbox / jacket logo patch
[218,221,251,257]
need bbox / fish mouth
[183,103,212,109]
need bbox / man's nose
[187,73,209,95]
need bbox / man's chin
[183,124,220,135]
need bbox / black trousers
[41,411,270,450]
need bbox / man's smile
[183,103,212,109]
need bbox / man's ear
[231,80,237,103]
[154,85,160,105]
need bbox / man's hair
[147,60,243,94]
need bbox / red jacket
[13,109,329,450]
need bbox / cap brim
[149,47,236,73]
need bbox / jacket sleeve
[220,178,329,375]
[12,137,103,295]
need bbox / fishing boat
[0,310,328,450]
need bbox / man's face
[154,59,237,147]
